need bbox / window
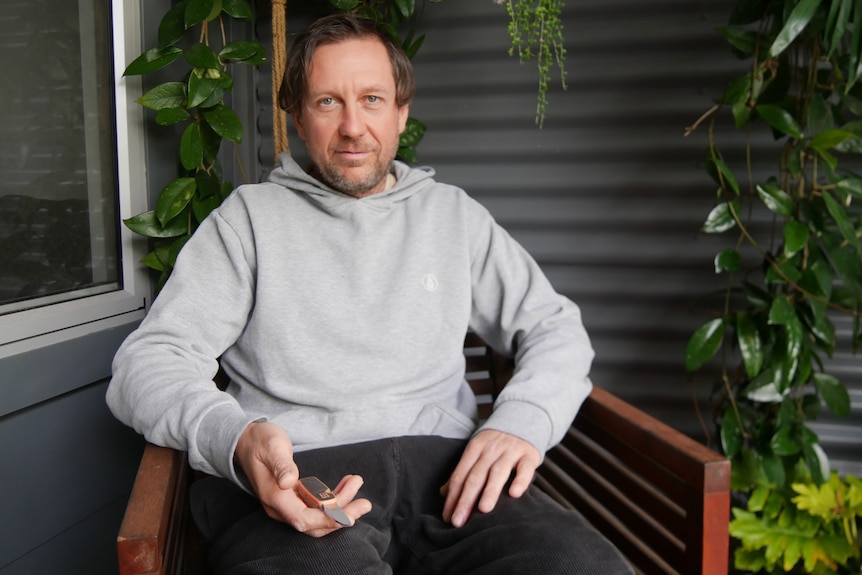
[0,0,148,353]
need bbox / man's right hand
[233,421,372,537]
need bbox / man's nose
[339,103,365,138]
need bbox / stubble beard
[315,137,398,198]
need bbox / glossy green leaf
[140,250,165,272]
[219,41,265,63]
[137,82,186,111]
[809,312,836,351]
[773,330,800,393]
[770,425,800,456]
[399,117,426,148]
[158,1,188,48]
[195,169,221,198]
[809,129,855,150]
[685,318,725,371]
[180,124,203,170]
[823,190,862,253]
[185,43,221,69]
[722,75,755,127]
[768,0,823,58]
[783,221,809,257]
[403,32,426,60]
[199,86,226,109]
[717,26,757,55]
[813,373,851,416]
[756,183,794,216]
[715,248,741,273]
[188,68,221,109]
[760,450,786,487]
[766,259,802,285]
[745,375,786,403]
[707,154,741,195]
[155,107,191,126]
[721,408,743,457]
[394,0,415,17]
[156,177,197,226]
[826,0,852,56]
[702,201,740,233]
[223,0,254,20]
[775,398,798,430]
[167,235,192,267]
[850,0,862,92]
[185,0,215,28]
[123,210,188,239]
[192,193,221,224]
[835,177,862,199]
[203,105,242,142]
[802,443,826,484]
[737,313,764,378]
[811,146,838,170]
[124,47,183,76]
[756,104,805,139]
[806,94,834,135]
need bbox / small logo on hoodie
[421,273,439,292]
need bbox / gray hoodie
[107,154,594,488]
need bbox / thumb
[263,441,298,489]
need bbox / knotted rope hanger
[271,0,290,158]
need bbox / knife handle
[296,476,338,508]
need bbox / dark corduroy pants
[190,436,633,575]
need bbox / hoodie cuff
[195,402,264,486]
[477,400,553,460]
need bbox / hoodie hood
[267,152,437,213]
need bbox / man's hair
[278,13,415,116]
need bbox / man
[108,13,632,575]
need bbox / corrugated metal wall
[250,0,861,474]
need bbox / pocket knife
[295,476,354,527]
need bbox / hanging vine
[500,0,567,127]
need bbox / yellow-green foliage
[730,473,861,574]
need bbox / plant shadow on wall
[120,0,567,290]
[684,0,862,573]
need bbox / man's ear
[292,113,307,140]
[397,104,410,135]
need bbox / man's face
[293,37,409,198]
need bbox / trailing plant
[684,0,862,572]
[499,0,567,127]
[122,0,264,290]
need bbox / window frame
[0,0,149,359]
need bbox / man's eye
[320,97,334,106]
[366,95,379,103]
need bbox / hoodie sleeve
[106,198,262,483]
[467,204,594,456]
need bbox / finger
[476,459,513,513]
[508,457,538,498]
[447,455,496,527]
[332,474,365,505]
[441,447,482,524]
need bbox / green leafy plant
[684,0,862,572]
[500,0,567,127]
[730,472,862,574]
[122,0,264,290]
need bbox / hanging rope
[271,0,290,159]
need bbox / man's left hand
[440,429,541,528]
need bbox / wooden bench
[117,335,730,575]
